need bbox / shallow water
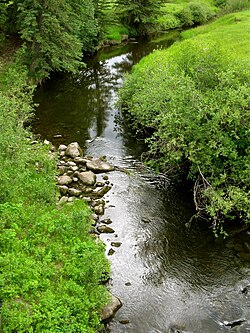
[33,32,250,333]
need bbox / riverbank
[118,10,250,233]
[0,58,110,332]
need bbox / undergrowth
[0,57,110,332]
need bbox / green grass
[104,24,129,41]
[181,10,250,59]
[158,0,218,30]
[0,44,110,333]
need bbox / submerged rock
[86,159,115,173]
[97,225,115,234]
[100,292,122,322]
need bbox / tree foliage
[116,0,165,35]
[0,0,100,80]
[118,13,250,232]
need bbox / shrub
[177,2,215,26]
[118,14,250,232]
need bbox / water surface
[33,32,250,333]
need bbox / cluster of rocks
[55,142,122,321]
[56,142,117,232]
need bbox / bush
[222,0,250,12]
[118,14,250,232]
[176,2,215,27]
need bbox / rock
[121,34,129,41]
[67,196,75,203]
[58,196,68,205]
[91,185,112,198]
[119,319,130,325]
[100,293,122,322]
[97,225,115,234]
[111,242,121,247]
[59,151,65,157]
[74,157,88,165]
[54,134,63,138]
[103,175,109,180]
[44,139,50,145]
[94,204,104,215]
[96,181,105,187]
[65,142,83,158]
[101,218,112,225]
[223,318,246,328]
[57,185,68,195]
[78,171,96,186]
[57,175,72,186]
[59,144,67,151]
[86,159,115,173]
[108,248,115,256]
[91,214,99,221]
[67,161,77,167]
[125,282,131,286]
[68,188,82,197]
[71,166,79,172]
[57,165,68,175]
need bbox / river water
[33,32,250,333]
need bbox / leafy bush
[177,2,215,26]
[119,13,250,232]
[222,0,250,12]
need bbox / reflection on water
[33,32,250,333]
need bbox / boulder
[65,142,83,158]
[100,292,122,322]
[68,188,82,197]
[97,225,115,233]
[86,159,115,173]
[57,185,68,195]
[94,204,104,215]
[57,175,72,186]
[78,171,96,186]
[111,242,121,247]
[74,157,88,165]
[91,185,112,198]
[58,144,67,151]
[58,196,68,205]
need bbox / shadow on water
[33,31,250,333]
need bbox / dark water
[33,32,250,333]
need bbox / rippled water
[33,32,250,333]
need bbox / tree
[1,0,100,80]
[116,0,164,35]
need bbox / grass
[103,24,129,41]
[181,10,250,59]
[0,40,110,333]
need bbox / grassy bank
[118,11,250,234]
[0,55,110,332]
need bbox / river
[33,32,250,333]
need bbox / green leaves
[119,12,250,229]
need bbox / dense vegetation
[0,1,249,331]
[0,57,110,332]
[2,0,248,81]
[119,10,250,234]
